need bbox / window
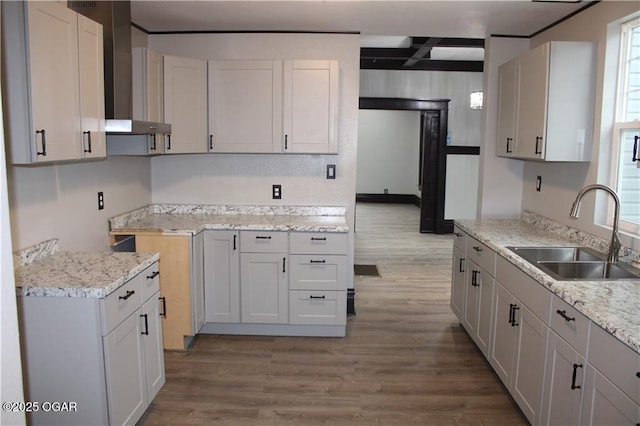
[610,17,640,235]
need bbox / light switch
[327,164,336,179]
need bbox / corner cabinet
[164,55,208,154]
[2,1,106,164]
[18,262,164,426]
[496,41,596,162]
[208,59,339,154]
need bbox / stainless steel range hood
[68,0,170,135]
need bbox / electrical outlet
[326,164,336,179]
[97,191,104,210]
[536,176,542,192]
[272,184,282,200]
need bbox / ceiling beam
[360,58,483,72]
[360,48,419,60]
[404,37,442,67]
[410,37,485,48]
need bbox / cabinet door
[490,282,517,386]
[512,305,548,425]
[475,274,494,358]
[26,1,81,162]
[141,293,165,403]
[582,364,640,426]
[516,43,549,160]
[136,234,193,350]
[241,253,288,324]
[103,311,147,426]
[542,332,585,426]
[204,231,240,323]
[496,58,518,158]
[450,246,466,321]
[462,259,480,337]
[77,14,105,159]
[208,60,282,153]
[164,55,208,153]
[283,60,339,153]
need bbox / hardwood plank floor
[139,203,527,425]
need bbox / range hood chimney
[68,0,170,134]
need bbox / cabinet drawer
[550,296,590,355]
[290,232,348,255]
[139,262,160,303]
[240,231,288,253]
[453,226,467,252]
[290,255,347,291]
[467,238,496,276]
[289,290,346,325]
[588,324,640,405]
[101,277,142,336]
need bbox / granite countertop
[14,239,159,298]
[109,204,349,234]
[455,218,640,353]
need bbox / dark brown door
[419,111,440,232]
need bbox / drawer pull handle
[310,260,326,264]
[310,295,326,299]
[141,314,149,335]
[509,304,519,326]
[256,236,272,240]
[147,271,160,279]
[571,363,583,390]
[556,309,575,322]
[311,237,327,241]
[283,257,286,273]
[233,235,237,251]
[459,258,465,273]
[159,296,167,318]
[472,246,483,252]
[119,290,135,301]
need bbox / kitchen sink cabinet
[208,59,339,154]
[496,41,596,162]
[18,262,163,426]
[135,233,202,350]
[203,230,241,323]
[164,55,208,154]
[2,1,105,164]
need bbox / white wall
[8,157,152,251]
[476,37,529,219]
[359,70,483,147]
[523,1,640,250]
[356,109,420,195]
[445,155,479,220]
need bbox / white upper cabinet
[77,14,106,159]
[131,47,165,155]
[208,60,283,153]
[496,58,518,158]
[283,60,339,154]
[164,55,208,154]
[497,41,596,162]
[2,1,105,164]
[208,59,339,154]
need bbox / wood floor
[139,203,527,425]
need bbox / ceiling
[130,0,596,70]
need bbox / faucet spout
[569,184,621,263]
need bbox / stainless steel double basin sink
[507,246,640,281]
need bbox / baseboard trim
[356,193,420,206]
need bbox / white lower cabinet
[202,230,348,335]
[450,245,466,320]
[19,262,164,426]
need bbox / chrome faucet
[569,184,622,263]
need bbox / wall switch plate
[326,164,336,179]
[536,176,542,192]
[97,191,104,210]
[272,184,282,199]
